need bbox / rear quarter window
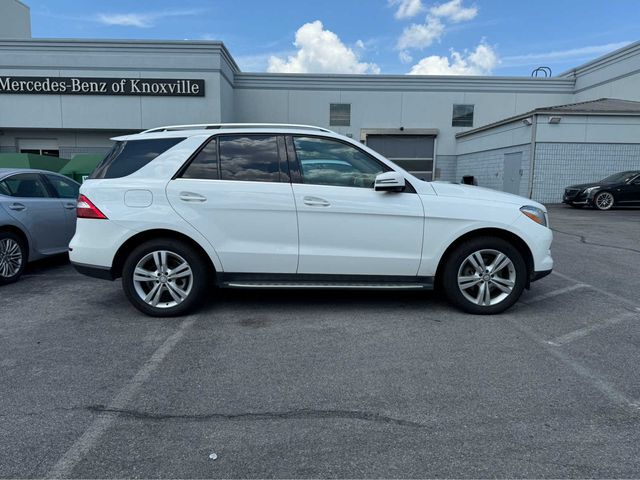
[90,138,186,179]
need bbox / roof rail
[140,123,336,134]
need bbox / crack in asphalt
[551,228,640,254]
[86,405,426,428]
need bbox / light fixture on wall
[548,116,562,124]
[522,118,532,126]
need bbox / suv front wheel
[442,236,527,314]
[122,239,208,317]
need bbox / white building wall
[0,40,236,130]
[233,75,573,160]
[456,144,531,198]
[564,42,640,102]
[0,0,31,39]
[533,143,640,203]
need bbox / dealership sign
[0,76,205,96]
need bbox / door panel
[167,180,299,273]
[503,152,523,195]
[44,174,79,246]
[616,177,640,204]
[293,184,424,275]
[0,173,68,255]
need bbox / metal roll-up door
[365,134,435,180]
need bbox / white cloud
[396,16,444,50]
[429,0,478,23]
[97,9,202,28]
[501,42,631,67]
[98,13,152,27]
[267,21,380,74]
[399,50,413,63]
[390,0,424,19]
[408,42,498,75]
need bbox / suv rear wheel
[442,236,527,314]
[0,231,26,285]
[122,239,208,317]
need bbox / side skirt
[216,273,435,290]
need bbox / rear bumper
[72,261,115,281]
[531,269,552,282]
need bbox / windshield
[600,171,638,183]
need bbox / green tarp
[59,154,104,182]
[0,153,69,172]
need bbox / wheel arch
[0,224,30,262]
[111,229,216,279]
[594,189,617,203]
[435,227,534,286]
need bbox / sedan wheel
[0,234,25,285]
[594,191,614,210]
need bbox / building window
[452,104,474,127]
[20,148,60,157]
[330,103,351,126]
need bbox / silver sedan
[0,168,79,284]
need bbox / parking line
[551,271,640,313]
[521,283,589,304]
[546,311,639,346]
[46,315,198,479]
[507,317,640,412]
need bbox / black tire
[0,231,27,286]
[441,236,527,315]
[121,238,210,317]
[593,191,614,211]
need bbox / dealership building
[2,0,640,202]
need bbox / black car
[563,171,640,210]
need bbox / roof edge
[456,98,640,138]
[558,40,640,77]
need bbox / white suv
[70,124,553,317]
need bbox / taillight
[77,194,107,219]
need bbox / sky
[24,0,640,77]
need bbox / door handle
[303,196,330,207]
[63,202,76,210]
[8,203,26,211]
[179,192,207,202]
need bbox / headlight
[583,186,600,194]
[520,205,548,227]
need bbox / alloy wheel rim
[457,249,516,307]
[596,192,614,209]
[132,250,193,309]
[0,238,23,278]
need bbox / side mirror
[374,171,406,192]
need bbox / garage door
[365,135,435,181]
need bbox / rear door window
[44,174,80,199]
[219,135,281,182]
[90,138,186,179]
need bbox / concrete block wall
[435,155,456,181]
[455,144,531,197]
[533,142,640,203]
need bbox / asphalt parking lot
[1,205,639,478]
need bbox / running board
[217,273,435,290]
